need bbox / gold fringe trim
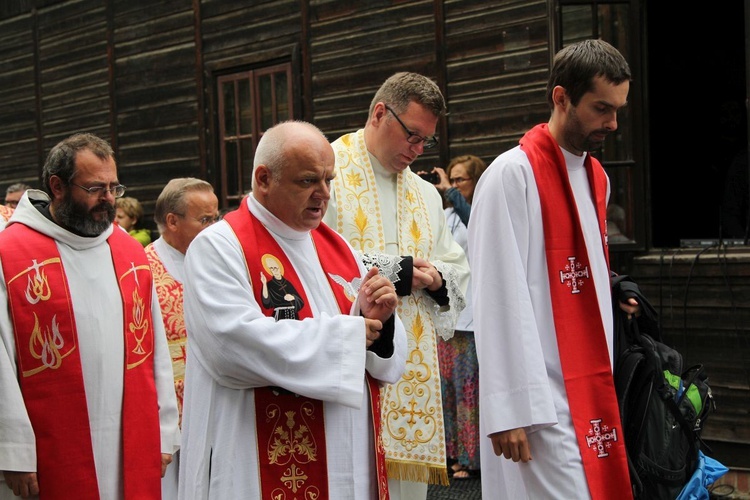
[385,461,450,487]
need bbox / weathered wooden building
[1,0,748,472]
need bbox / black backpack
[612,275,716,500]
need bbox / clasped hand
[357,267,397,347]
[412,257,442,292]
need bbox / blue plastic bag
[676,451,729,500]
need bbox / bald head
[252,121,334,231]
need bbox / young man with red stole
[468,39,641,499]
[0,133,180,499]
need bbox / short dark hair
[369,72,446,118]
[42,133,114,194]
[546,39,631,109]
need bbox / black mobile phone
[418,171,439,184]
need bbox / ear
[254,164,272,192]
[48,175,66,199]
[370,102,388,127]
[552,86,568,109]
[165,212,181,231]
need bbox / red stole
[223,199,389,500]
[520,124,632,499]
[0,224,161,499]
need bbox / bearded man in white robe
[0,133,180,499]
[468,40,640,499]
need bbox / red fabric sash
[0,224,161,499]
[224,198,389,500]
[520,124,632,500]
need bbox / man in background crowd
[3,183,31,210]
[145,177,219,499]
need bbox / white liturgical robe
[468,146,614,499]
[177,196,407,499]
[148,236,187,500]
[0,190,180,500]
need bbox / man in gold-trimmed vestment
[145,177,219,499]
[324,72,470,500]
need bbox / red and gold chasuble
[223,200,389,500]
[0,223,161,500]
[145,243,187,427]
[0,204,13,222]
[521,124,632,500]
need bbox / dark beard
[55,191,115,236]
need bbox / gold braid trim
[385,460,449,487]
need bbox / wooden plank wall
[442,0,549,163]
[36,1,112,155]
[309,0,550,172]
[630,248,750,465]
[112,0,200,220]
[198,0,303,197]
[0,0,551,217]
[0,9,39,191]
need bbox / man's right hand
[3,471,39,498]
[490,428,533,463]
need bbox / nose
[604,110,619,131]
[315,181,331,200]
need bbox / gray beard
[54,192,115,236]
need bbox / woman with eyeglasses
[433,154,487,481]
[433,155,487,227]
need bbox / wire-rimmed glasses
[71,183,126,198]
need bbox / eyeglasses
[384,105,438,149]
[175,213,221,227]
[71,183,126,198]
[449,177,471,185]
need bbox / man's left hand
[619,297,641,320]
[412,257,442,292]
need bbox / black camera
[417,171,439,184]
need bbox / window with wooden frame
[216,63,293,208]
